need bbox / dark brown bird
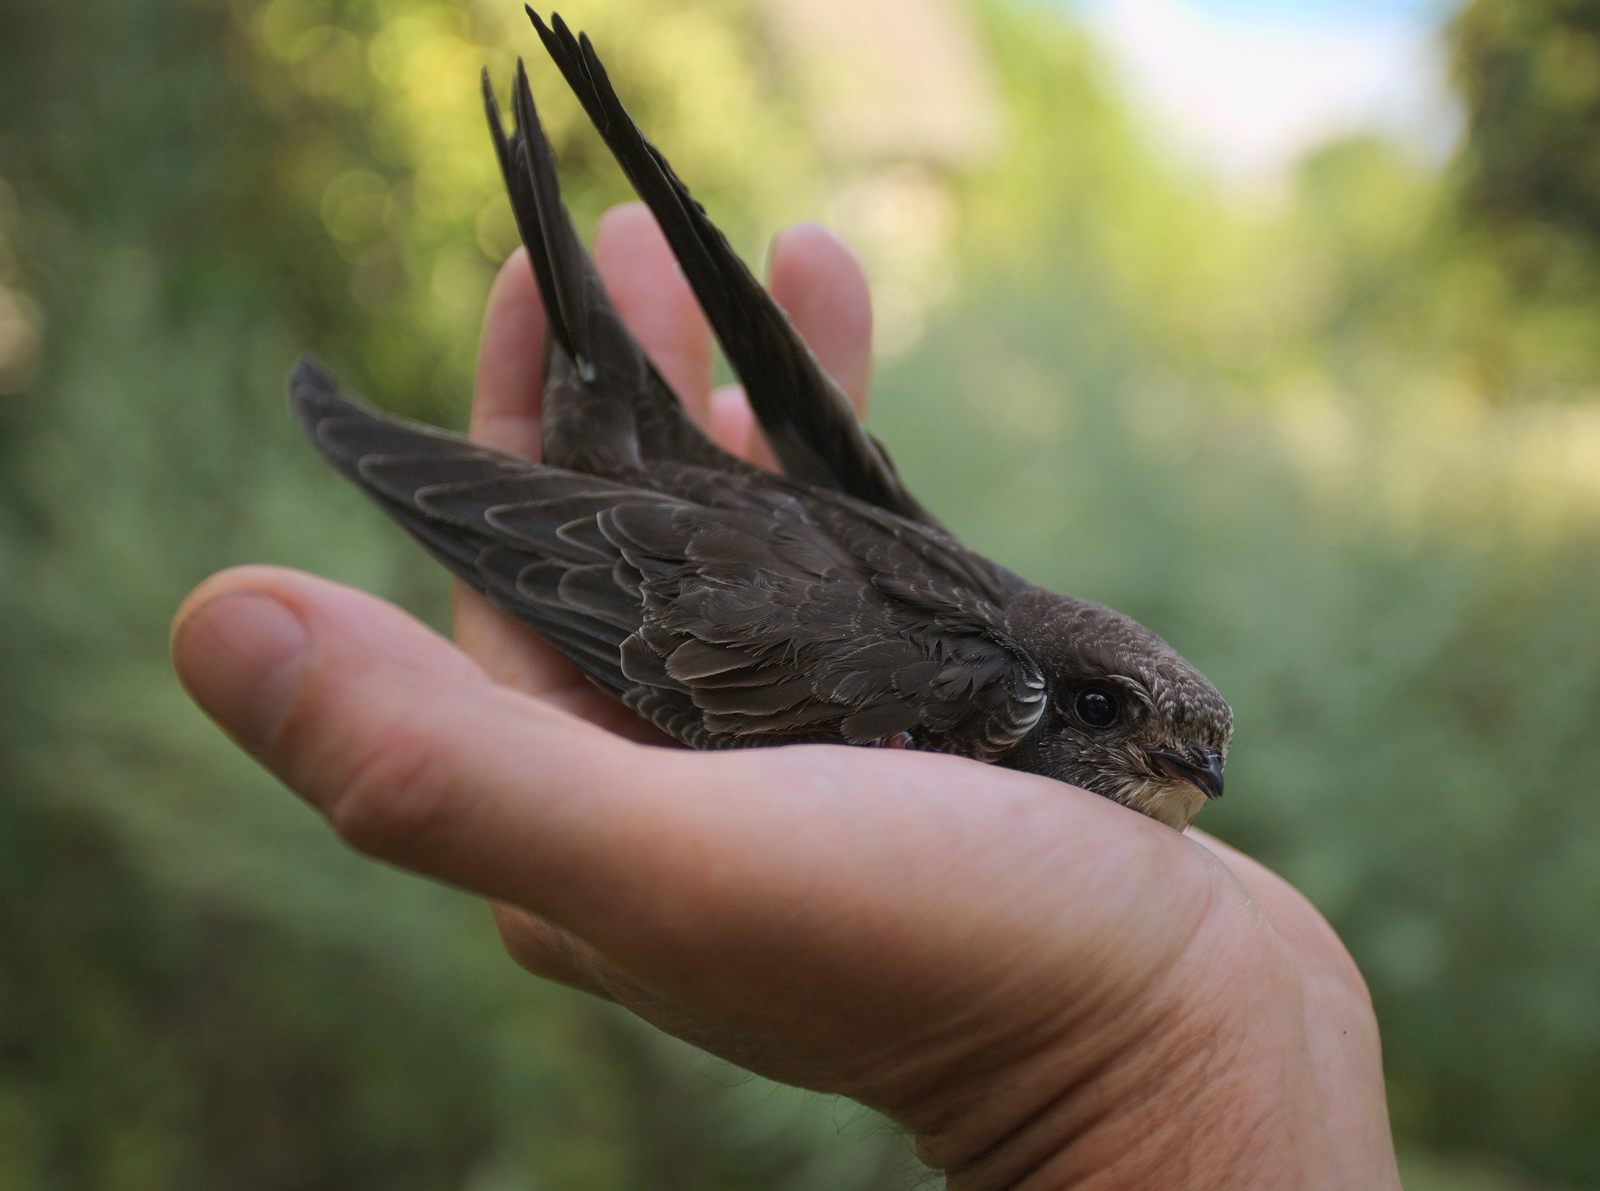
[291,9,1232,830]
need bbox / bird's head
[1002,589,1233,830]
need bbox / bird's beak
[1150,747,1225,801]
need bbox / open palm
[173,207,1397,1187]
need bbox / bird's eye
[1074,686,1119,729]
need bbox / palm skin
[172,206,1398,1188]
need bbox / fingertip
[767,223,872,412]
[474,246,547,456]
[593,200,655,245]
[172,565,313,645]
[769,221,858,279]
[172,569,315,756]
[593,202,714,422]
[490,243,536,294]
[176,568,483,701]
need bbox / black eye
[1074,686,1119,729]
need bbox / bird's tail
[483,60,718,474]
[526,8,938,527]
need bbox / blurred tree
[1446,0,1600,401]
[1451,0,1600,266]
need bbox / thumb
[169,566,683,925]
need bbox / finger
[170,566,722,946]
[593,202,714,427]
[471,247,548,458]
[734,222,874,469]
[769,222,873,411]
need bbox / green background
[3,0,1598,1186]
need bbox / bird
[290,8,1233,831]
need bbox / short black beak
[1150,747,1225,801]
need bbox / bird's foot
[871,732,915,750]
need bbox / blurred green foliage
[1448,0,1600,402]
[1452,0,1600,266]
[2,0,1597,1187]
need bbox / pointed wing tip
[287,356,360,437]
[482,69,509,151]
[526,6,561,45]
[288,354,335,410]
[508,58,536,136]
[481,65,501,114]
[547,11,579,57]
[289,353,333,389]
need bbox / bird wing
[527,9,939,528]
[292,362,1046,757]
[607,494,1049,755]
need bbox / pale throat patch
[1120,778,1209,831]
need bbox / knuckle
[326,723,457,856]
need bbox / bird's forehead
[1143,667,1232,744]
[1117,636,1231,744]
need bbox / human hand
[172,206,1399,1188]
